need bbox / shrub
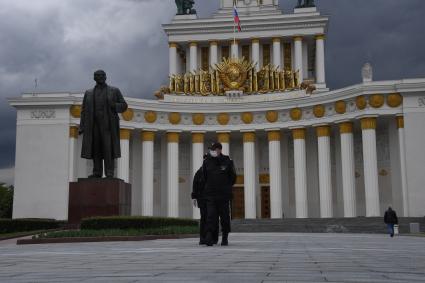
[80,216,198,230]
[0,218,63,234]
[0,184,13,218]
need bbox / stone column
[251,38,260,72]
[268,130,282,219]
[169,42,178,76]
[189,42,198,72]
[294,36,303,82]
[316,125,333,218]
[361,117,380,217]
[272,37,281,68]
[243,132,256,219]
[68,126,78,182]
[141,131,155,216]
[231,40,239,58]
[217,132,230,156]
[192,133,204,219]
[292,128,308,218]
[167,132,179,217]
[117,129,131,182]
[210,41,218,66]
[339,122,357,217]
[315,34,326,85]
[397,116,409,216]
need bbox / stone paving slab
[0,233,424,282]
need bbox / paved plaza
[0,233,424,282]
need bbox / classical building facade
[8,1,425,220]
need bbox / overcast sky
[0,0,424,184]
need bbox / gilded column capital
[209,40,218,46]
[396,116,404,129]
[266,110,278,123]
[339,122,353,134]
[360,117,377,130]
[167,132,180,143]
[290,108,302,121]
[268,131,281,141]
[272,37,281,43]
[217,113,230,125]
[387,93,403,108]
[356,95,367,110]
[120,129,132,140]
[335,100,347,114]
[313,105,325,118]
[192,133,204,143]
[168,112,181,125]
[243,132,256,143]
[241,112,254,124]
[192,113,205,125]
[217,132,230,143]
[251,38,260,44]
[294,36,303,42]
[189,41,198,47]
[69,126,79,138]
[70,105,81,118]
[369,94,385,108]
[292,128,306,140]
[316,125,331,137]
[141,131,155,142]
[315,34,326,40]
[144,111,157,123]
[122,108,134,121]
[169,42,178,48]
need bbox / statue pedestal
[68,178,131,224]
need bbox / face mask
[210,150,218,157]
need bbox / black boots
[205,232,214,246]
[221,233,229,246]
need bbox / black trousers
[199,199,219,242]
[92,118,114,177]
[206,198,231,236]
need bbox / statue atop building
[296,0,316,8]
[175,0,196,15]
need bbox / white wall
[13,107,70,220]
[404,93,425,217]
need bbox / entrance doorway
[261,186,271,219]
[231,187,244,219]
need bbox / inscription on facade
[31,110,56,119]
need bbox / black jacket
[384,209,398,224]
[202,154,236,200]
[191,167,205,200]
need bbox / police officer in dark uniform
[203,142,236,246]
[192,154,219,245]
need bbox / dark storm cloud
[0,0,425,178]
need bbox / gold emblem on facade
[164,57,302,97]
[215,57,255,91]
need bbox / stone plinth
[68,178,131,224]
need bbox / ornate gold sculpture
[215,57,255,91]
[164,57,304,98]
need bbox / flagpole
[233,0,236,58]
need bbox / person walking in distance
[191,154,218,245]
[384,206,398,237]
[203,142,236,246]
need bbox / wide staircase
[231,217,425,234]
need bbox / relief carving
[31,109,56,119]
